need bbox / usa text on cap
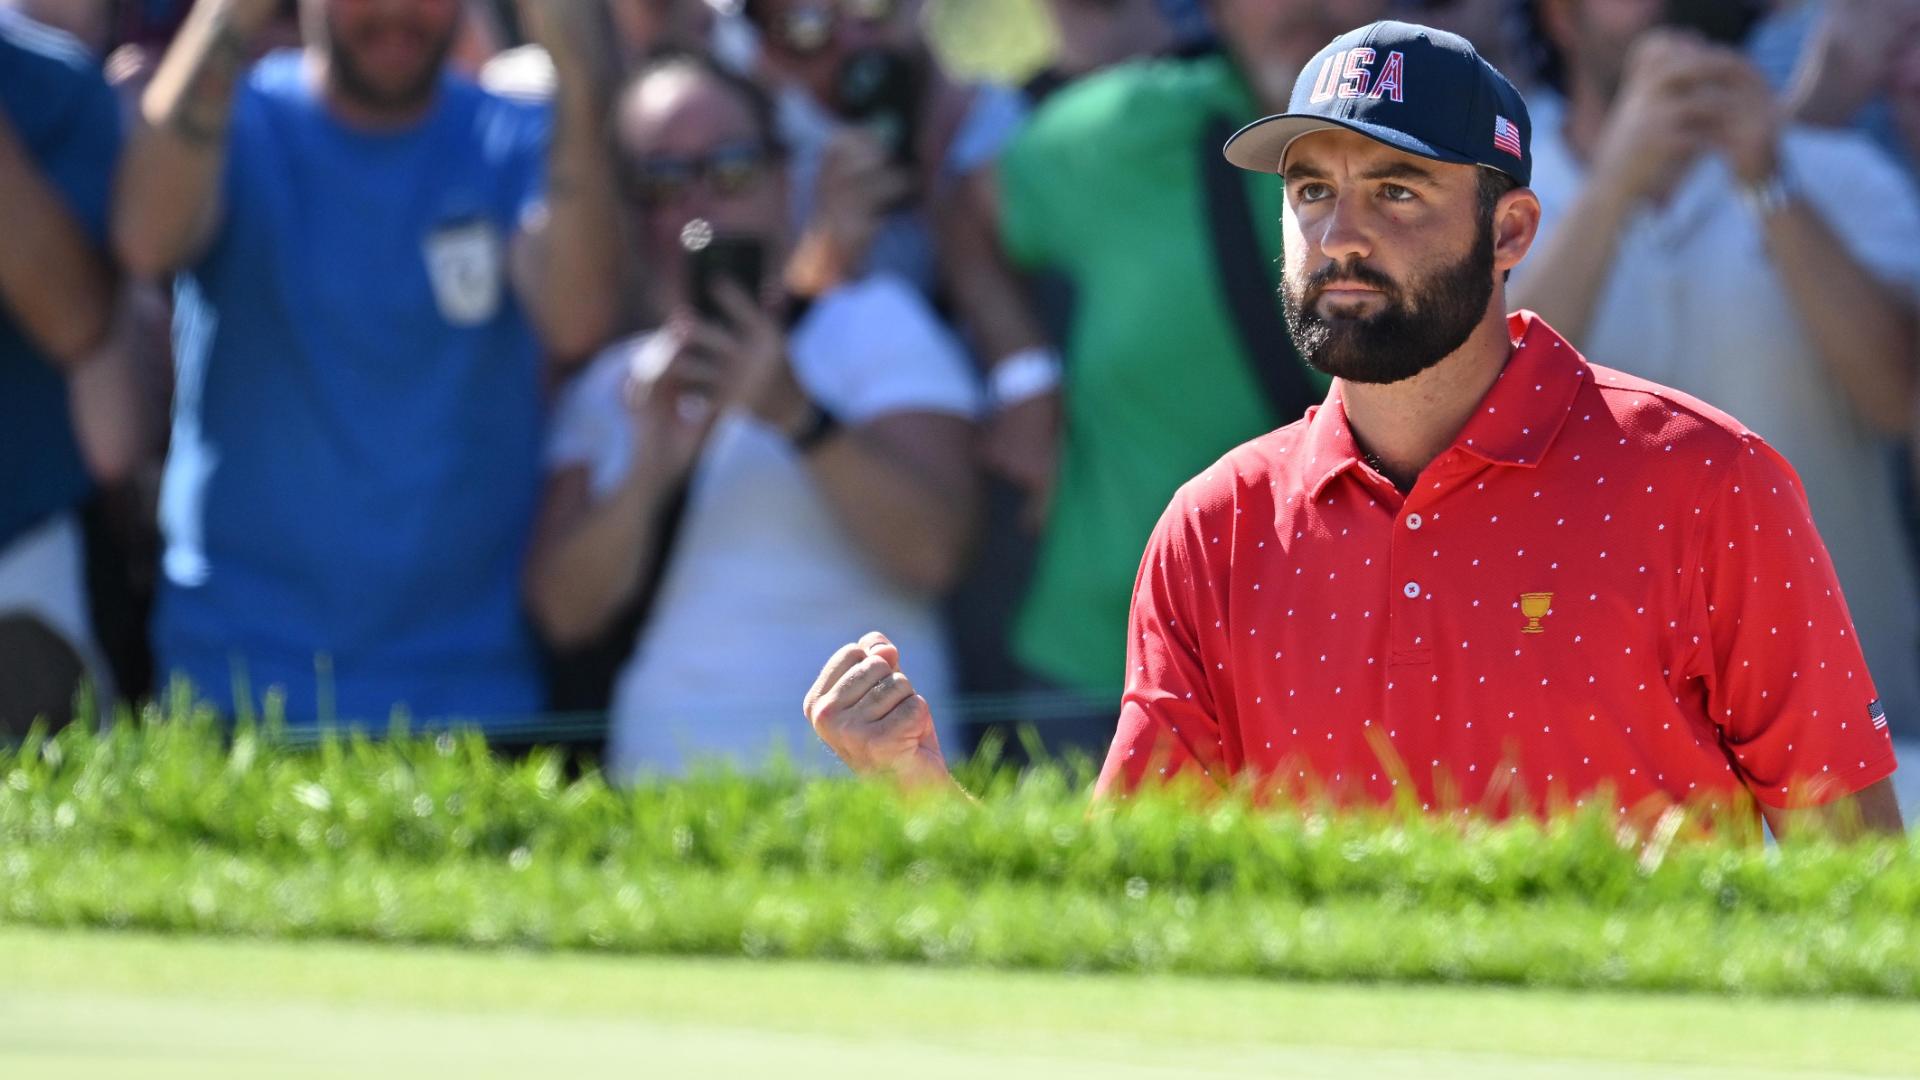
[1223,20,1532,187]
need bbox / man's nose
[1313,193,1373,265]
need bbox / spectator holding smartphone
[738,0,1028,300]
[116,0,622,728]
[525,53,980,779]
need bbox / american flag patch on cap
[1493,116,1523,159]
[1870,700,1888,730]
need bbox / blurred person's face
[616,66,789,317]
[318,0,463,116]
[1540,0,1664,100]
[1278,130,1526,384]
[754,0,903,106]
[1206,0,1388,107]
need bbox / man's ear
[1493,187,1541,277]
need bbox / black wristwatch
[790,400,842,453]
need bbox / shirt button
[1403,581,1422,599]
[1405,513,1423,531]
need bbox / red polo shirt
[1096,311,1898,818]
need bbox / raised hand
[693,279,820,438]
[1588,31,1733,203]
[623,327,726,487]
[804,632,950,783]
[1702,55,1785,185]
[788,129,912,294]
[1788,0,1920,126]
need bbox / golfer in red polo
[803,21,1903,835]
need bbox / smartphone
[836,47,924,169]
[686,231,767,323]
[1662,0,1763,47]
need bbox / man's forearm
[66,281,172,485]
[1763,198,1918,434]
[937,170,1050,368]
[526,464,677,648]
[523,73,620,361]
[1763,777,1906,841]
[0,117,115,365]
[115,0,260,277]
[807,420,979,595]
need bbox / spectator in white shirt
[525,52,981,779]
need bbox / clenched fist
[804,631,954,787]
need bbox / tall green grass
[3,707,1917,998]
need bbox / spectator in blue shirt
[115,0,622,729]
[0,9,132,736]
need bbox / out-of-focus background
[928,0,1053,80]
[4,0,1918,795]
[5,0,1920,1073]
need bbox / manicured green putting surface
[1,926,1913,1079]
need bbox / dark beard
[325,19,455,115]
[1280,224,1496,386]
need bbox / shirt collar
[1303,311,1590,499]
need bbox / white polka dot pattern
[1094,312,1899,820]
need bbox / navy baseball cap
[1223,20,1532,186]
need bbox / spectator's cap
[1223,20,1531,186]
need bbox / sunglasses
[773,0,898,54]
[622,143,776,208]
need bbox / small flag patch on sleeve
[1870,700,1888,730]
[1493,116,1523,159]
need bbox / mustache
[1297,260,1401,304]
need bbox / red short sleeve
[1094,492,1231,798]
[1687,437,1899,808]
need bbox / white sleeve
[791,276,984,425]
[1786,129,1920,298]
[545,343,638,498]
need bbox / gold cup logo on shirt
[1520,592,1554,634]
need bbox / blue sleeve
[944,83,1028,180]
[491,95,551,231]
[36,60,121,243]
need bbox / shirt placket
[1383,464,1447,797]
[1387,481,1437,670]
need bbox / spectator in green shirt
[941,0,1387,749]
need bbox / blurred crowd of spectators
[5,0,1920,779]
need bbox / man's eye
[1380,184,1416,202]
[1295,182,1332,201]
